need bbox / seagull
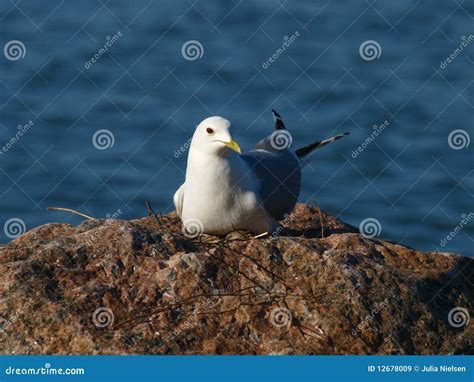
[174,110,349,236]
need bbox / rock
[0,204,472,355]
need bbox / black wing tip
[334,132,350,139]
[295,142,319,158]
[296,132,350,158]
[271,109,286,130]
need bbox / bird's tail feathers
[295,132,350,159]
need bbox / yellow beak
[222,138,241,154]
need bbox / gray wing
[241,149,301,221]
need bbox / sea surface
[0,0,472,256]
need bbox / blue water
[0,0,472,256]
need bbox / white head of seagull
[190,116,241,156]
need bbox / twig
[113,288,256,329]
[206,250,273,296]
[47,207,94,220]
[199,239,297,293]
[145,200,161,226]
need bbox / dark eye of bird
[206,127,214,134]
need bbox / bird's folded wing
[241,150,301,221]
